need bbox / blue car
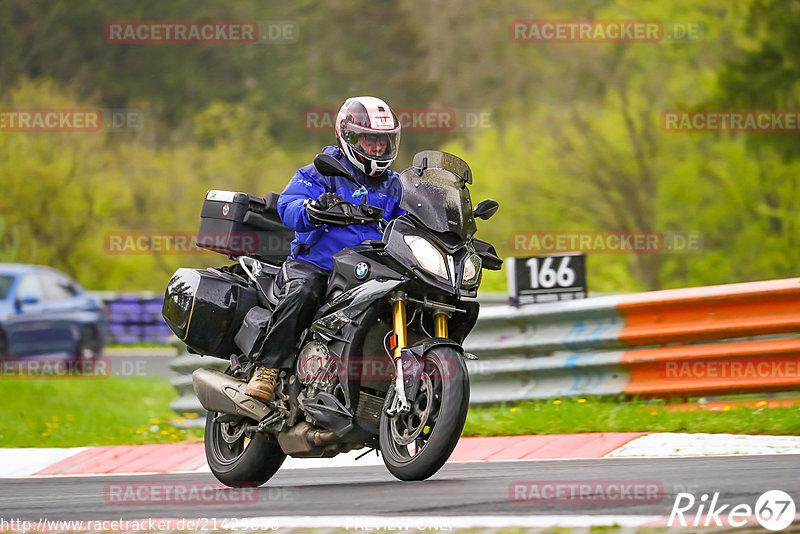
[0,264,108,359]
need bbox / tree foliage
[0,0,795,292]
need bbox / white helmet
[334,96,401,177]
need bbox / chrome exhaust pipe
[192,368,271,422]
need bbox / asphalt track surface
[3,455,799,521]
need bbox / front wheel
[379,347,469,481]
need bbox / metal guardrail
[88,292,175,345]
[465,278,800,403]
[169,279,800,425]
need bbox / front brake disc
[389,373,434,446]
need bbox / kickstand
[355,447,380,461]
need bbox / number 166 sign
[507,253,587,306]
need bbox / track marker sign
[507,253,587,306]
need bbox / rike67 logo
[670,490,796,531]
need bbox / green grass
[3,379,799,448]
[0,376,203,447]
[464,396,800,437]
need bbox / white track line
[0,447,87,477]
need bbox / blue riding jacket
[277,145,405,271]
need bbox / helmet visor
[343,125,400,161]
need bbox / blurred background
[0,0,798,296]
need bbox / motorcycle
[162,150,502,486]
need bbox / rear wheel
[379,347,469,481]
[203,366,286,487]
[204,409,286,487]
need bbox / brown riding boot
[245,366,279,402]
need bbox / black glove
[313,192,345,211]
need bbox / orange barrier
[622,338,800,396]
[616,278,800,397]
[617,278,800,346]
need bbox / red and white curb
[2,432,799,478]
[607,432,800,458]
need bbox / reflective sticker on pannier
[205,190,237,202]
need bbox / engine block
[296,340,340,394]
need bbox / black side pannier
[197,190,294,264]
[234,306,273,358]
[162,267,259,359]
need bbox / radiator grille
[356,390,385,425]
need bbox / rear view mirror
[314,154,354,181]
[473,199,499,220]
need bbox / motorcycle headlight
[462,253,482,288]
[404,236,448,280]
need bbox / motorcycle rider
[246,96,405,402]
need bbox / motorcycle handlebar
[306,200,384,227]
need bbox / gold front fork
[392,293,407,360]
[389,292,412,415]
[434,297,449,338]
[393,294,451,351]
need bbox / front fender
[400,339,464,402]
[403,337,464,359]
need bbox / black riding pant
[254,258,329,370]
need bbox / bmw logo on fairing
[354,262,369,280]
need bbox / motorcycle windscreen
[398,166,477,239]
